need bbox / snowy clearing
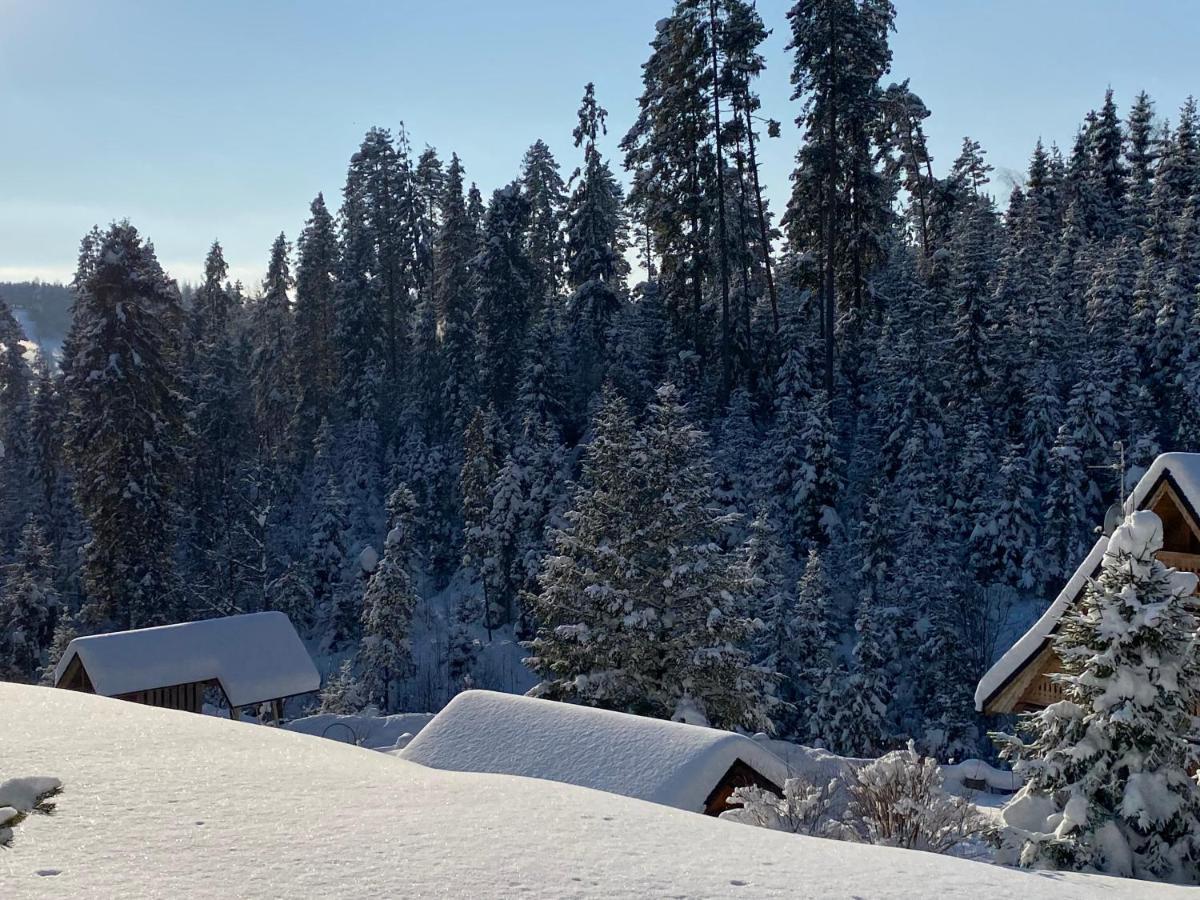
[3,683,1188,898]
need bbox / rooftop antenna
[1091,440,1127,536]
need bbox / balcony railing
[1157,551,1200,579]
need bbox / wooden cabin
[976,453,1200,715]
[401,690,787,816]
[54,612,320,720]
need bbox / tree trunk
[709,0,733,399]
[823,7,838,398]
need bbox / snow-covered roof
[974,452,1200,712]
[401,690,789,813]
[1130,452,1200,513]
[54,612,319,707]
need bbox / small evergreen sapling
[995,511,1200,883]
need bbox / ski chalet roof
[400,690,789,814]
[53,612,320,708]
[975,452,1200,712]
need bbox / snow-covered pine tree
[1043,427,1091,584]
[987,445,1041,591]
[291,194,339,448]
[0,519,58,682]
[265,560,316,635]
[808,603,892,756]
[566,83,628,404]
[318,659,366,714]
[526,384,772,731]
[38,611,76,687]
[249,233,296,456]
[0,293,37,556]
[473,183,535,416]
[741,507,792,664]
[309,471,351,649]
[766,344,842,557]
[358,484,419,712]
[996,511,1200,883]
[434,154,478,438]
[64,222,186,629]
[520,139,568,307]
[782,546,836,737]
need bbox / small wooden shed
[400,690,787,816]
[53,612,320,720]
[976,453,1200,715]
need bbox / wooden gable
[702,759,784,817]
[988,469,1200,715]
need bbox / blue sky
[1,0,1196,286]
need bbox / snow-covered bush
[993,510,1200,883]
[724,775,843,837]
[844,742,987,853]
[725,743,985,855]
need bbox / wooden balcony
[1157,550,1200,578]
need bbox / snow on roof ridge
[974,452,1200,711]
[55,611,320,707]
[401,690,789,813]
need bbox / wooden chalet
[54,612,320,720]
[976,453,1200,715]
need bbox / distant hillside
[0,280,73,353]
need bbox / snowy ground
[4,684,1189,898]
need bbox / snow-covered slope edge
[3,684,1186,899]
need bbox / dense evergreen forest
[3,0,1199,762]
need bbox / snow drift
[4,683,1189,898]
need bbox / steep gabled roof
[54,612,320,707]
[400,690,788,813]
[974,452,1200,712]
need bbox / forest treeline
[2,0,1199,759]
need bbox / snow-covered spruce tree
[742,507,793,666]
[0,293,37,557]
[783,546,836,736]
[318,659,367,715]
[712,389,762,541]
[460,405,508,620]
[1043,427,1091,584]
[265,560,316,635]
[64,222,186,629]
[434,154,479,439]
[473,183,535,416]
[309,472,351,649]
[808,603,892,756]
[766,344,842,557]
[520,139,568,306]
[0,519,58,682]
[526,384,773,731]
[565,83,628,404]
[248,232,295,456]
[995,510,1200,883]
[358,484,419,712]
[38,612,77,686]
[291,193,339,448]
[986,444,1041,592]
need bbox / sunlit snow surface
[4,683,1187,898]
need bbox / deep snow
[3,683,1191,898]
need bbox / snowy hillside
[3,684,1187,899]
